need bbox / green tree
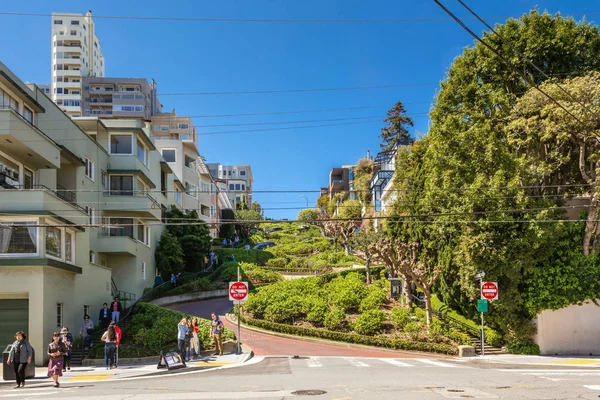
[353,158,374,205]
[237,194,250,210]
[251,201,262,215]
[235,209,263,238]
[155,230,184,276]
[220,209,236,239]
[325,200,362,254]
[379,101,413,151]
[349,228,382,284]
[164,207,212,272]
[297,208,319,222]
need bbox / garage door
[0,299,28,350]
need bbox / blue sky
[1,1,598,219]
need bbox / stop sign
[481,281,498,301]
[229,281,249,303]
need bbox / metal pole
[237,303,241,354]
[479,278,484,356]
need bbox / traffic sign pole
[229,281,249,355]
[480,279,484,356]
[237,303,241,355]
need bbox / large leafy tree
[389,11,600,340]
[164,207,212,272]
[235,209,263,238]
[379,101,413,151]
[349,228,382,284]
[353,158,375,205]
[155,230,184,276]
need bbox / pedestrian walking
[80,314,94,350]
[234,235,239,246]
[98,303,111,329]
[110,297,122,323]
[177,318,188,361]
[6,331,33,389]
[101,325,117,370]
[171,273,176,286]
[111,322,122,368]
[190,318,200,359]
[47,332,67,388]
[60,327,73,372]
[210,313,224,356]
[185,319,193,360]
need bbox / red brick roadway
[170,297,433,359]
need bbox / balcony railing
[3,184,86,213]
[104,190,161,208]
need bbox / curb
[224,313,453,358]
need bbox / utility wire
[455,0,600,120]
[433,0,587,128]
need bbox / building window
[70,30,76,36]
[160,171,167,196]
[240,170,246,176]
[71,20,79,25]
[54,20,63,24]
[175,189,181,204]
[56,303,63,328]
[83,305,90,316]
[136,139,147,166]
[178,123,189,130]
[229,184,234,190]
[137,222,149,246]
[242,184,245,190]
[45,226,62,259]
[89,251,96,264]
[109,218,134,238]
[86,206,95,225]
[23,107,34,124]
[110,134,133,154]
[185,182,197,198]
[0,222,37,255]
[65,230,74,263]
[85,158,94,181]
[109,175,134,196]
[0,88,20,113]
[141,262,146,280]
[161,149,176,163]
[184,155,196,171]
[235,184,241,191]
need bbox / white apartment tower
[51,11,105,117]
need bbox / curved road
[170,297,433,359]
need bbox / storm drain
[291,390,327,396]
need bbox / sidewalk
[0,350,252,388]
[460,354,600,368]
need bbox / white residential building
[51,11,105,118]
[207,163,253,209]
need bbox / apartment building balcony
[55,69,82,77]
[94,234,137,256]
[330,178,346,191]
[0,108,61,169]
[102,191,162,220]
[57,57,81,66]
[90,87,115,93]
[0,185,87,222]
[60,81,81,89]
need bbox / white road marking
[306,357,322,368]
[0,391,294,399]
[415,358,458,368]
[0,391,59,398]
[585,385,600,390]
[343,357,371,367]
[380,358,411,367]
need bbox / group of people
[222,236,240,248]
[80,297,123,350]
[176,313,224,362]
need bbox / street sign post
[477,299,489,313]
[481,282,499,301]
[229,281,249,354]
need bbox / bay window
[0,222,37,255]
[45,226,62,259]
[109,175,133,196]
[109,134,133,154]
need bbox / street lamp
[300,195,308,208]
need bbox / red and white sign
[229,281,249,303]
[481,281,498,301]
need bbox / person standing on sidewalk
[7,331,33,389]
[98,303,111,329]
[190,318,200,360]
[210,313,224,356]
[101,325,117,369]
[80,314,94,350]
[177,318,188,361]
[60,327,73,372]
[110,321,122,368]
[110,297,122,323]
[47,332,67,388]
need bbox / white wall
[535,301,600,355]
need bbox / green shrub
[506,340,540,355]
[359,286,388,313]
[245,318,457,355]
[412,306,427,323]
[324,309,346,330]
[327,273,367,312]
[404,321,423,341]
[266,257,288,269]
[213,248,273,265]
[447,328,472,345]
[304,296,329,326]
[264,296,305,323]
[429,319,448,336]
[390,307,412,328]
[353,309,386,335]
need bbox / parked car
[253,242,276,250]
[266,227,283,233]
[249,228,258,233]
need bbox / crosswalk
[499,368,600,382]
[290,356,464,369]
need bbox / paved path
[170,298,433,359]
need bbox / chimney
[367,150,371,160]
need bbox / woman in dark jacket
[47,332,67,388]
[7,331,33,389]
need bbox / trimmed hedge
[245,318,457,355]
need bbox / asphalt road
[2,356,599,399]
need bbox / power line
[194,114,388,128]
[433,0,587,128]
[160,83,438,96]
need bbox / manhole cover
[291,390,327,396]
[448,389,465,393]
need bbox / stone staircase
[470,337,506,355]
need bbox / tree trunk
[404,278,413,308]
[583,189,597,256]
[365,257,371,285]
[423,287,433,326]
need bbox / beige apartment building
[207,163,253,210]
[0,62,180,364]
[81,77,160,119]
